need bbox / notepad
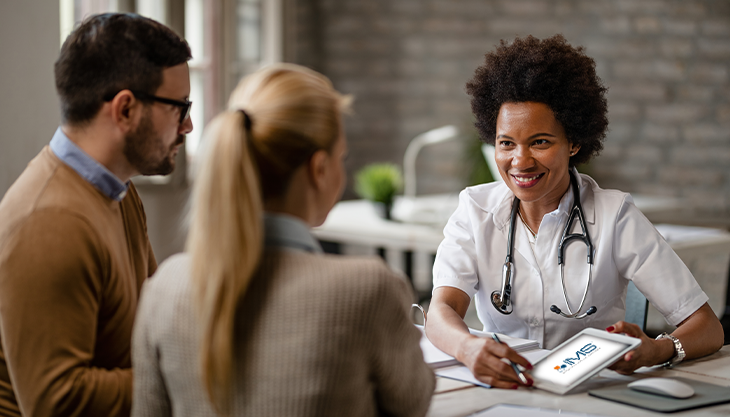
[435,350,549,388]
[415,325,540,369]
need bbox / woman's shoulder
[135,254,196,339]
[579,173,634,209]
[458,181,511,213]
[462,180,508,198]
[266,251,409,297]
[269,248,378,265]
[577,174,648,232]
[142,253,193,299]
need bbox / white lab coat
[433,170,708,349]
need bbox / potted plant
[354,163,403,220]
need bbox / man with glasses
[0,13,191,416]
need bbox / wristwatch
[655,332,685,367]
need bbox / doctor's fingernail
[605,326,615,332]
[511,384,519,389]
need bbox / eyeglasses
[104,90,192,124]
[131,90,192,124]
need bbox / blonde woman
[131,64,435,417]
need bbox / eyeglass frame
[103,90,192,125]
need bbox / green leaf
[354,163,403,205]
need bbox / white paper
[435,349,550,388]
[415,325,540,369]
[436,366,491,388]
[472,404,607,416]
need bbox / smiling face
[124,63,193,176]
[495,102,580,209]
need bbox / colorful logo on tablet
[554,342,599,374]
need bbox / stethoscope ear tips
[550,304,598,318]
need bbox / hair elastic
[239,109,252,131]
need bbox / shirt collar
[49,127,129,201]
[264,213,323,253]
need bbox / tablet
[530,328,641,395]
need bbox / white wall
[0,2,61,198]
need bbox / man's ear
[307,149,330,191]
[109,90,141,133]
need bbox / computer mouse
[628,377,695,399]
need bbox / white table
[313,196,452,293]
[427,345,730,416]
[313,195,730,323]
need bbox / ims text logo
[553,342,599,374]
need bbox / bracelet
[655,332,685,367]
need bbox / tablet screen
[531,333,631,387]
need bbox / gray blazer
[132,251,435,416]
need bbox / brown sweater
[0,146,156,416]
[132,251,435,417]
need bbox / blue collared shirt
[49,127,129,201]
[264,213,323,253]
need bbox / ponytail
[186,63,351,413]
[187,110,262,412]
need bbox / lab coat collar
[556,168,596,225]
[481,167,596,233]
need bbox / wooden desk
[427,346,730,416]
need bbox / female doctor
[425,35,724,389]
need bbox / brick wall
[289,0,730,219]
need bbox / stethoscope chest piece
[491,260,514,314]
[491,290,513,314]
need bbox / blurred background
[1,0,729,263]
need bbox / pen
[491,333,530,385]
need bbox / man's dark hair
[466,34,608,166]
[55,13,192,125]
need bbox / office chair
[722,256,730,345]
[625,281,649,332]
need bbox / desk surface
[427,345,730,417]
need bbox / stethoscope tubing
[490,194,520,314]
[491,170,597,319]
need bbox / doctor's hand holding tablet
[424,34,724,390]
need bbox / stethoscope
[490,170,598,319]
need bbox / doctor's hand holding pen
[458,336,534,389]
[427,287,534,389]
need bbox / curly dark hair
[466,34,608,166]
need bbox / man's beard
[123,110,184,176]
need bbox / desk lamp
[391,125,459,223]
[481,143,503,182]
